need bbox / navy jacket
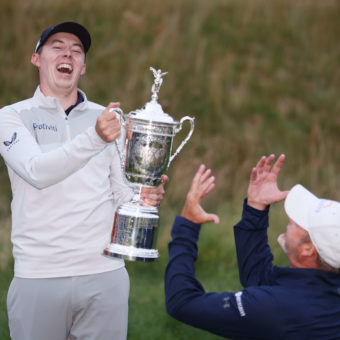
[165,200,340,339]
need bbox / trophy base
[103,243,159,262]
[104,203,160,262]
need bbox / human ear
[31,53,40,68]
[80,63,86,76]
[298,242,318,265]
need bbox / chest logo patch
[33,123,58,132]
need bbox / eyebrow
[50,39,84,50]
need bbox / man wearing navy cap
[0,22,167,340]
[165,155,340,339]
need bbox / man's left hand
[247,154,289,210]
[140,175,169,207]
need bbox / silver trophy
[103,67,195,262]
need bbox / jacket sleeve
[234,199,275,287]
[164,216,280,339]
[0,106,107,189]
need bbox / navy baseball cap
[35,22,91,54]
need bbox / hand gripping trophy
[103,67,195,262]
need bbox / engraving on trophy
[111,212,159,249]
[125,132,172,186]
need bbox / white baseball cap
[284,184,340,269]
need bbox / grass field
[1,0,340,338]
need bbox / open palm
[247,154,289,210]
[181,164,220,225]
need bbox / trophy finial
[150,67,168,101]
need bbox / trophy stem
[131,185,143,204]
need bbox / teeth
[57,64,73,72]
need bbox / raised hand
[247,154,289,210]
[181,164,220,225]
[95,102,121,142]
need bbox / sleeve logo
[235,291,246,317]
[3,132,17,146]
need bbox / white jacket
[0,87,133,278]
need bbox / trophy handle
[109,107,125,126]
[110,108,131,191]
[109,107,126,164]
[168,116,195,167]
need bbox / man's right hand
[181,164,220,225]
[247,154,289,210]
[95,102,121,142]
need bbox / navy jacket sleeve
[234,199,276,288]
[164,215,281,339]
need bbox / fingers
[107,102,121,110]
[208,213,220,225]
[103,102,121,121]
[181,165,219,225]
[250,167,258,183]
[95,102,122,142]
[202,177,215,197]
[140,193,163,206]
[140,189,163,206]
[193,164,212,186]
[141,184,164,197]
[202,183,215,197]
[254,154,284,176]
[263,154,275,173]
[190,164,206,191]
[256,154,274,175]
[160,174,169,187]
[193,211,220,225]
[140,175,169,206]
[271,154,285,176]
[255,156,266,173]
[200,166,212,182]
[248,153,288,209]
[189,165,216,201]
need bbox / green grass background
[1,0,340,339]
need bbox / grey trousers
[7,268,130,340]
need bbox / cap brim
[284,184,319,231]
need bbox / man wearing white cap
[0,22,167,340]
[282,182,340,272]
[165,154,340,339]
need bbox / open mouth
[57,64,73,74]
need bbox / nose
[63,48,72,57]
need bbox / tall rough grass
[1,0,340,339]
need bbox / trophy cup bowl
[103,67,194,262]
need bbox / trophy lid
[127,67,176,124]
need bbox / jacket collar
[33,86,88,112]
[274,265,340,288]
